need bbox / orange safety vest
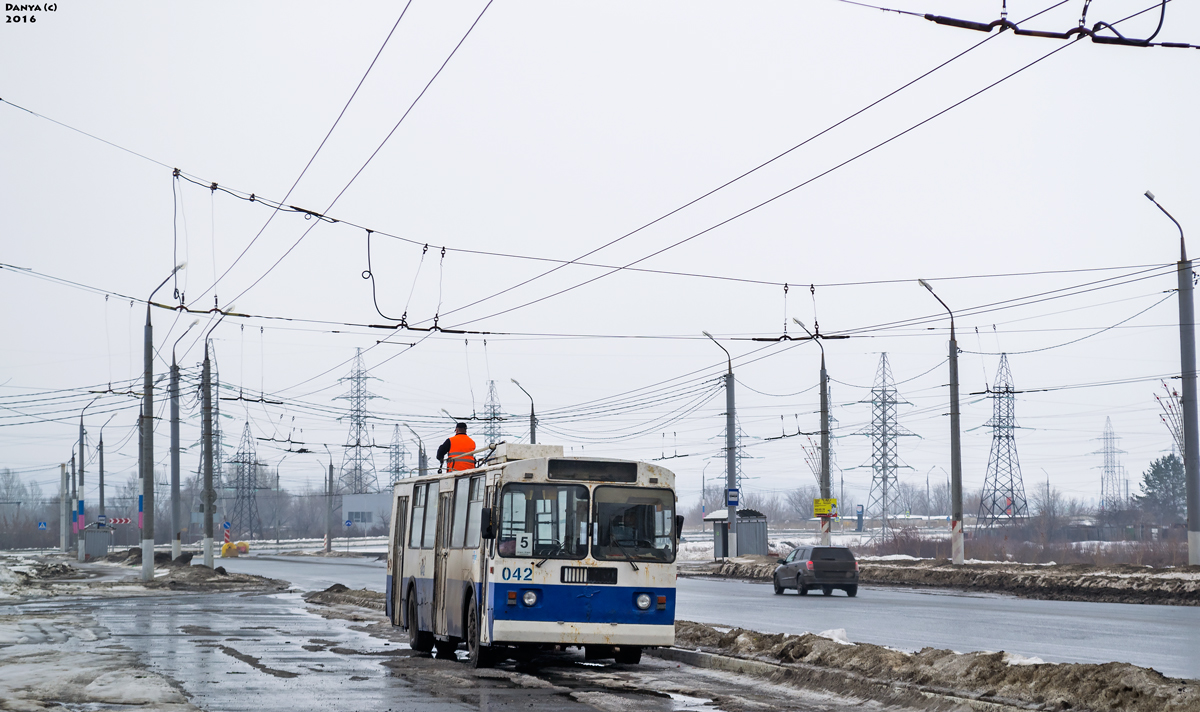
[447,433,476,471]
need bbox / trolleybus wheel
[465,596,492,668]
[773,576,784,595]
[407,592,434,653]
[821,586,833,596]
[614,646,642,665]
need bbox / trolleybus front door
[433,491,453,636]
[390,496,407,626]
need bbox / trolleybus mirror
[675,515,685,538]
[480,508,495,540]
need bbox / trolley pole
[1146,192,1200,564]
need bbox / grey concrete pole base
[141,539,155,581]
[203,537,214,569]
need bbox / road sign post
[345,519,353,554]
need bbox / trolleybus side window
[450,477,470,548]
[464,476,486,548]
[497,483,589,559]
[593,487,676,563]
[409,484,427,549]
[422,488,439,549]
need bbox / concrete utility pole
[795,319,836,546]
[142,264,183,581]
[202,341,215,569]
[919,280,964,566]
[511,379,536,444]
[78,399,95,562]
[59,463,68,553]
[170,321,198,560]
[324,447,334,554]
[704,331,738,559]
[404,424,427,477]
[98,414,115,519]
[1146,191,1200,565]
[70,453,76,549]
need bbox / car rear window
[810,547,855,561]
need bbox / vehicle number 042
[501,567,533,581]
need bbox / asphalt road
[676,576,1200,679]
[200,555,1200,679]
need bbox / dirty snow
[816,628,854,646]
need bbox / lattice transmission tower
[335,348,382,494]
[976,354,1029,530]
[1096,417,1127,511]
[387,424,410,485]
[481,380,506,445]
[228,422,264,538]
[861,354,915,543]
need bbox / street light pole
[98,414,115,519]
[1146,191,1200,565]
[142,264,184,581]
[404,424,427,477]
[200,307,230,569]
[703,331,738,559]
[919,279,964,566]
[511,379,536,444]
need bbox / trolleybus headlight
[635,593,652,610]
[522,590,538,607]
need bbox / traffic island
[664,620,1200,712]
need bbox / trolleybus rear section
[385,443,680,665]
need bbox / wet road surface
[198,555,1200,678]
[677,576,1200,679]
[8,590,871,712]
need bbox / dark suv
[773,546,859,597]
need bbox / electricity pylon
[228,422,263,539]
[976,354,1029,529]
[387,424,409,485]
[861,354,915,543]
[1096,417,1127,511]
[335,348,382,494]
[482,380,506,445]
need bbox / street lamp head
[1145,190,1156,202]
[701,330,714,340]
[510,378,521,387]
[918,278,933,292]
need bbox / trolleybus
[385,443,680,667]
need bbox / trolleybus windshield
[593,487,676,563]
[498,484,590,559]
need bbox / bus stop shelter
[704,508,768,558]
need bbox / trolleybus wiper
[535,537,568,568]
[611,539,640,572]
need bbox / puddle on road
[667,692,723,711]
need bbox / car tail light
[805,560,814,571]
[855,561,860,572]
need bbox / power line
[193,1,416,303]
[227,0,496,307]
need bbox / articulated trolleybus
[385,443,681,667]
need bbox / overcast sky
[2,0,1197,514]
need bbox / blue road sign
[96,514,107,525]
[37,522,47,530]
[222,521,231,530]
[726,488,739,507]
[344,519,353,528]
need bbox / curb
[647,646,1039,711]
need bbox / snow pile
[674,620,1200,711]
[0,612,198,710]
[816,628,853,646]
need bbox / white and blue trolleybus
[385,443,680,667]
